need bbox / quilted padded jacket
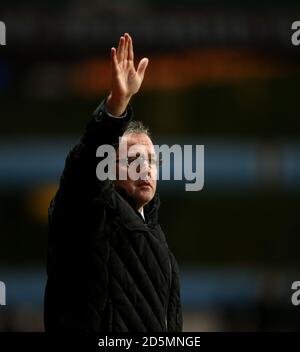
[44,100,183,332]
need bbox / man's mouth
[138,181,152,188]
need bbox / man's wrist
[105,92,131,117]
[104,104,127,118]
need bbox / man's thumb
[137,58,149,78]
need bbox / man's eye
[127,157,138,164]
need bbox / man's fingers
[137,58,149,79]
[128,34,134,62]
[124,33,129,62]
[111,47,119,74]
[117,36,125,63]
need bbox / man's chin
[135,189,154,205]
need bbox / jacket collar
[116,187,160,226]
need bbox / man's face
[115,132,157,211]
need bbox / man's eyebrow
[128,152,157,160]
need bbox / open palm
[111,33,148,99]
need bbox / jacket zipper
[165,256,172,331]
[108,298,113,332]
[146,222,172,331]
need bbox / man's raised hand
[106,33,149,117]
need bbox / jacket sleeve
[56,99,133,205]
[167,251,183,332]
[44,99,132,332]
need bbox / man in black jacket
[44,33,182,332]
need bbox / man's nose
[139,160,151,179]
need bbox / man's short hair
[123,120,151,138]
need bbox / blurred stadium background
[1,0,300,331]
